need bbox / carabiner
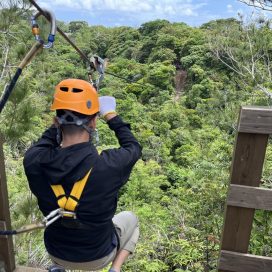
[43,208,62,227]
[43,208,77,227]
[31,8,56,49]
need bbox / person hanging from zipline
[23,79,142,272]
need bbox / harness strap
[51,185,67,208]
[50,169,92,217]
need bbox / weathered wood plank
[14,266,47,272]
[227,184,272,210]
[219,250,272,272]
[218,132,268,272]
[0,135,15,272]
[238,106,272,134]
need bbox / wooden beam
[218,132,268,272]
[219,250,272,272]
[0,135,15,272]
[238,106,272,134]
[227,184,272,210]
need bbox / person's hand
[99,96,117,121]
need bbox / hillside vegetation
[1,3,272,271]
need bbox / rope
[0,68,22,113]
[0,222,45,236]
[0,230,17,235]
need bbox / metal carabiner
[43,208,63,227]
[43,208,77,227]
[31,8,56,49]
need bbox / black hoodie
[23,116,142,262]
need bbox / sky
[36,0,271,27]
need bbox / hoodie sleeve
[24,126,58,169]
[100,115,142,176]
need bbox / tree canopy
[1,4,272,272]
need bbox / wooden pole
[218,106,271,272]
[0,135,16,272]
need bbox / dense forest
[1,1,272,271]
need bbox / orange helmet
[51,79,99,115]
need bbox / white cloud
[39,0,80,9]
[227,4,234,13]
[37,0,206,16]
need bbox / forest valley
[0,1,272,271]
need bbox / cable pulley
[88,55,105,91]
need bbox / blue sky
[37,0,271,27]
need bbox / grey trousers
[49,211,139,271]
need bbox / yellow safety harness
[50,169,92,218]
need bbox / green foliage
[1,6,272,271]
[68,21,88,33]
[148,48,176,64]
[139,20,170,36]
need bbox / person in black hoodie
[23,79,142,272]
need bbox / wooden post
[220,133,268,252]
[218,106,272,272]
[0,135,16,272]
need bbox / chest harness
[50,169,92,219]
[49,111,97,225]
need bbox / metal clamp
[31,8,56,49]
[88,55,105,91]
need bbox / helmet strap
[82,125,99,146]
[56,126,62,145]
[56,110,99,146]
[57,110,90,126]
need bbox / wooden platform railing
[218,106,272,272]
[0,136,16,272]
[0,136,46,272]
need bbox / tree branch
[0,46,9,82]
[238,0,272,11]
[256,85,272,98]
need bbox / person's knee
[114,211,138,227]
[122,211,139,227]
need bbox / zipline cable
[28,0,144,86]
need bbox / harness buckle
[61,210,77,219]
